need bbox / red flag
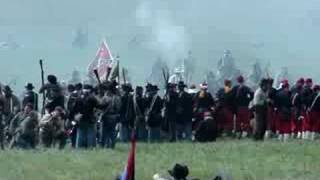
[121,131,136,180]
[87,39,114,81]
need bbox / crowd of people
[0,73,320,150]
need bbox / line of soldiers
[1,74,320,149]
[0,75,196,149]
[247,77,320,141]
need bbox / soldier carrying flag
[87,39,115,83]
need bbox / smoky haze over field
[1,0,320,93]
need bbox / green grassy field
[0,140,319,180]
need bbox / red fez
[281,79,289,84]
[282,82,290,89]
[313,85,320,91]
[297,78,305,85]
[281,79,289,88]
[224,79,232,86]
[306,78,313,84]
[237,75,244,83]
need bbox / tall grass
[0,140,319,180]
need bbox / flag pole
[39,59,46,115]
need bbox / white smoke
[135,1,190,63]
[135,1,152,26]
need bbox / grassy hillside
[0,140,319,180]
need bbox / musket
[39,59,46,115]
[93,69,101,85]
[117,60,120,85]
[106,66,112,81]
[162,67,171,101]
[161,67,170,133]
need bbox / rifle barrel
[93,69,101,85]
[39,59,46,115]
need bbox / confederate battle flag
[87,39,114,81]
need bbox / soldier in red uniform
[274,81,292,141]
[301,78,314,139]
[307,85,320,140]
[291,78,304,95]
[192,83,215,131]
[216,80,235,135]
[265,78,277,138]
[232,75,254,138]
[290,78,304,139]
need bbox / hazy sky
[1,0,320,92]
